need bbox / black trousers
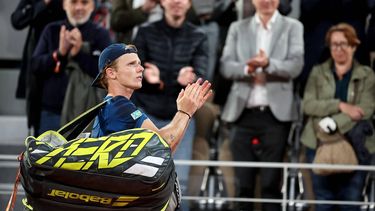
[230,107,290,211]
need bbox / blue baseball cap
[92,43,138,88]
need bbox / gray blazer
[220,14,304,123]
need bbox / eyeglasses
[330,42,351,50]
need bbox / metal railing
[2,155,375,210]
[175,160,375,210]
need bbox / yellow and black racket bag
[18,102,176,211]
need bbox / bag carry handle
[58,100,108,140]
[5,169,20,211]
[6,154,23,211]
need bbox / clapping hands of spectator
[246,49,269,85]
[246,49,269,73]
[177,66,196,86]
[58,26,83,57]
[254,49,269,68]
[143,62,161,84]
[67,27,83,57]
[59,25,72,56]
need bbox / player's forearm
[159,112,190,153]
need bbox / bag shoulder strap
[58,100,108,140]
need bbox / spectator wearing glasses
[298,0,375,95]
[301,23,375,211]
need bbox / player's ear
[106,67,117,79]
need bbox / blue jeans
[306,148,366,211]
[38,110,61,135]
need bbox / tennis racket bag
[15,101,177,211]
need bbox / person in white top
[219,0,304,210]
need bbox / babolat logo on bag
[20,128,176,211]
[46,189,114,205]
[45,188,139,207]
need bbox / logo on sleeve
[131,110,142,120]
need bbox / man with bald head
[31,0,112,135]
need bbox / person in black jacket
[11,0,66,135]
[133,0,208,209]
[31,0,111,134]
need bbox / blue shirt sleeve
[91,96,148,137]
